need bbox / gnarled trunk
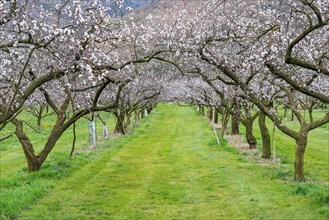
[245,119,257,149]
[231,117,240,135]
[133,110,139,127]
[294,135,307,181]
[22,141,41,172]
[219,109,230,140]
[13,116,67,172]
[114,113,126,134]
[124,113,132,133]
[38,114,67,164]
[208,107,213,122]
[259,111,271,158]
[13,119,41,172]
[141,110,145,119]
[231,95,240,135]
[26,157,41,172]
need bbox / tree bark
[231,115,240,135]
[13,119,41,171]
[38,115,67,164]
[208,107,213,121]
[231,95,240,135]
[219,110,229,140]
[259,111,271,158]
[123,113,132,133]
[294,135,307,181]
[245,119,257,149]
[133,110,139,127]
[308,109,314,122]
[290,111,294,121]
[114,113,125,134]
[214,110,219,124]
[70,122,77,157]
[37,113,42,127]
[199,105,205,116]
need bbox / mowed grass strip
[19,104,328,219]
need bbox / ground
[1,104,328,219]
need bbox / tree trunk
[114,113,125,134]
[22,142,41,172]
[133,110,139,127]
[308,109,313,123]
[102,116,108,139]
[37,115,68,167]
[199,105,205,116]
[135,110,139,121]
[37,113,42,127]
[89,120,97,148]
[290,111,294,121]
[231,115,240,135]
[245,119,257,149]
[26,157,41,172]
[103,125,108,139]
[70,122,77,157]
[259,111,271,158]
[284,105,288,118]
[124,113,131,133]
[219,110,229,140]
[294,135,307,181]
[231,95,240,135]
[13,118,41,172]
[208,107,213,122]
[214,110,219,124]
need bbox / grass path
[19,104,327,219]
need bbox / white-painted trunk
[144,109,148,116]
[214,127,220,145]
[103,125,108,139]
[89,120,97,148]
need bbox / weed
[292,183,329,205]
[273,169,293,180]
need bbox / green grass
[0,111,115,218]
[2,103,325,219]
[0,152,92,219]
[0,111,114,179]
